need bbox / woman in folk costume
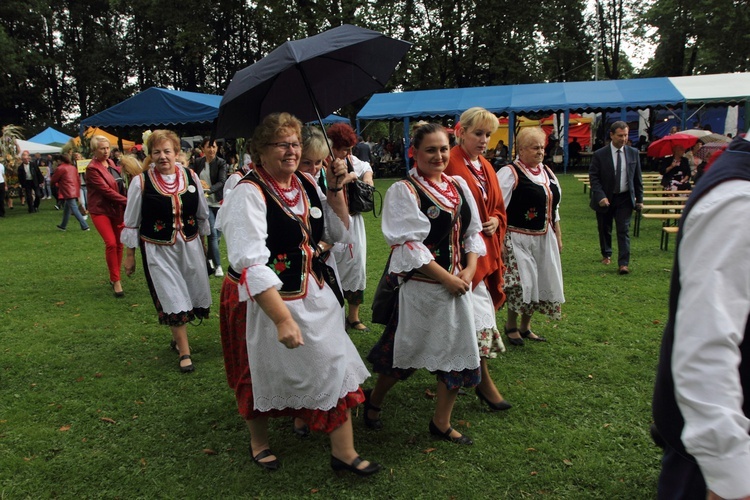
[366,123,484,445]
[121,129,212,373]
[496,126,564,344]
[444,107,512,411]
[217,113,379,476]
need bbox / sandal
[504,326,524,346]
[520,330,547,342]
[346,320,370,333]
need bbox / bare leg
[247,416,276,463]
[367,373,399,421]
[518,313,542,339]
[171,324,191,369]
[112,279,123,294]
[477,358,507,404]
[329,410,372,470]
[432,381,464,439]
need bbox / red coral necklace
[518,160,542,176]
[258,167,301,206]
[154,169,180,193]
[423,174,460,206]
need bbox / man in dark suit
[589,121,644,274]
[190,138,227,277]
[17,150,44,213]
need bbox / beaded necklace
[458,147,488,196]
[258,167,301,207]
[518,159,542,176]
[423,173,460,206]
[153,168,180,193]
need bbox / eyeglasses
[266,142,301,151]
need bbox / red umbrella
[647,133,699,158]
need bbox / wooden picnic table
[642,196,688,202]
[634,205,684,237]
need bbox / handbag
[345,156,375,215]
[370,177,461,325]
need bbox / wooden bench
[634,206,684,237]
[661,226,679,250]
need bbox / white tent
[669,73,750,103]
[15,139,62,155]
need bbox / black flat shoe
[475,387,512,411]
[252,448,280,471]
[179,354,195,373]
[429,420,473,445]
[504,326,524,346]
[520,329,547,342]
[362,389,383,430]
[330,455,381,477]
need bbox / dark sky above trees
[0,0,747,137]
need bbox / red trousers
[91,213,124,282]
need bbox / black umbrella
[214,24,411,139]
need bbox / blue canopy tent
[357,77,686,171]
[28,127,73,147]
[81,86,348,139]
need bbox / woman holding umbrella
[218,113,380,476]
[327,122,374,333]
[444,107,512,411]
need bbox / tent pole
[563,109,570,173]
[508,113,516,159]
[403,117,410,175]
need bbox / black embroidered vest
[407,178,471,278]
[653,136,750,456]
[140,167,200,245]
[506,163,561,235]
[241,170,325,299]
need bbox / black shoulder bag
[345,156,377,216]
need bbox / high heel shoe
[109,281,125,298]
[330,455,381,477]
[362,389,383,430]
[504,326,524,346]
[520,329,547,342]
[429,420,473,445]
[475,387,512,411]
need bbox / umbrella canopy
[647,133,699,158]
[215,24,411,138]
[680,129,712,138]
[696,142,728,161]
[699,133,731,144]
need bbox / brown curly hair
[249,113,302,166]
[326,122,357,149]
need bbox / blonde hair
[119,155,143,179]
[515,127,547,150]
[89,135,110,150]
[301,126,330,161]
[456,107,499,145]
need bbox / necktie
[615,149,622,193]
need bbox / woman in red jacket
[444,107,512,411]
[85,136,128,298]
[51,153,90,232]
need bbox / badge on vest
[310,206,322,219]
[427,206,441,219]
[187,185,196,193]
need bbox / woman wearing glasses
[496,127,564,345]
[217,113,380,477]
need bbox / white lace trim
[394,353,480,373]
[389,241,434,274]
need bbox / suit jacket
[190,156,227,202]
[588,144,643,213]
[18,163,43,186]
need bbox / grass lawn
[0,173,673,498]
